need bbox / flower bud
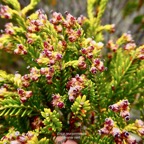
[54,25,63,33]
[104,118,114,127]
[0,5,12,19]
[22,74,30,80]
[31,116,43,130]
[87,53,93,59]
[107,40,118,52]
[110,24,115,33]
[46,74,52,80]
[111,85,115,91]
[43,41,49,48]
[123,33,133,42]
[138,54,144,60]
[111,127,121,137]
[78,60,87,69]
[40,68,47,75]
[66,13,76,25]
[25,91,33,98]
[57,102,64,108]
[49,67,55,73]
[77,29,82,36]
[68,35,77,42]
[94,59,100,66]
[124,43,136,51]
[49,59,55,65]
[126,135,137,144]
[138,128,144,136]
[17,89,24,96]
[90,67,97,74]
[122,131,129,138]
[77,15,86,25]
[20,97,27,103]
[81,48,87,54]
[56,53,62,60]
[124,115,130,121]
[5,23,14,35]
[119,99,129,110]
[69,95,75,102]
[87,46,94,52]
[98,127,109,135]
[30,67,40,81]
[22,81,30,87]
[52,12,62,21]
[17,44,24,50]
[18,136,27,143]
[135,119,144,127]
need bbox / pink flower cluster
[81,38,104,59]
[21,74,30,87]
[27,9,47,33]
[17,88,32,103]
[31,116,43,130]
[90,58,105,73]
[98,118,115,135]
[1,131,35,144]
[135,120,144,136]
[14,44,27,55]
[36,47,62,66]
[50,12,85,42]
[122,33,133,42]
[52,94,65,108]
[66,74,86,102]
[78,56,87,69]
[21,66,55,88]
[21,67,41,88]
[107,33,133,52]
[40,66,55,84]
[0,5,11,19]
[5,23,15,35]
[124,43,136,51]
[80,38,105,73]
[29,67,41,81]
[137,46,144,60]
[109,99,130,121]
[98,118,137,144]
[107,40,118,52]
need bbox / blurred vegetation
[0,0,144,74]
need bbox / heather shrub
[0,0,143,143]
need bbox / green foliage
[0,0,143,143]
[41,108,62,133]
[71,95,90,119]
[86,0,109,41]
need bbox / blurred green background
[0,0,144,74]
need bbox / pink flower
[138,128,144,136]
[135,119,144,127]
[120,110,130,121]
[126,135,137,144]
[0,5,11,19]
[111,127,121,137]
[52,94,65,108]
[98,127,110,135]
